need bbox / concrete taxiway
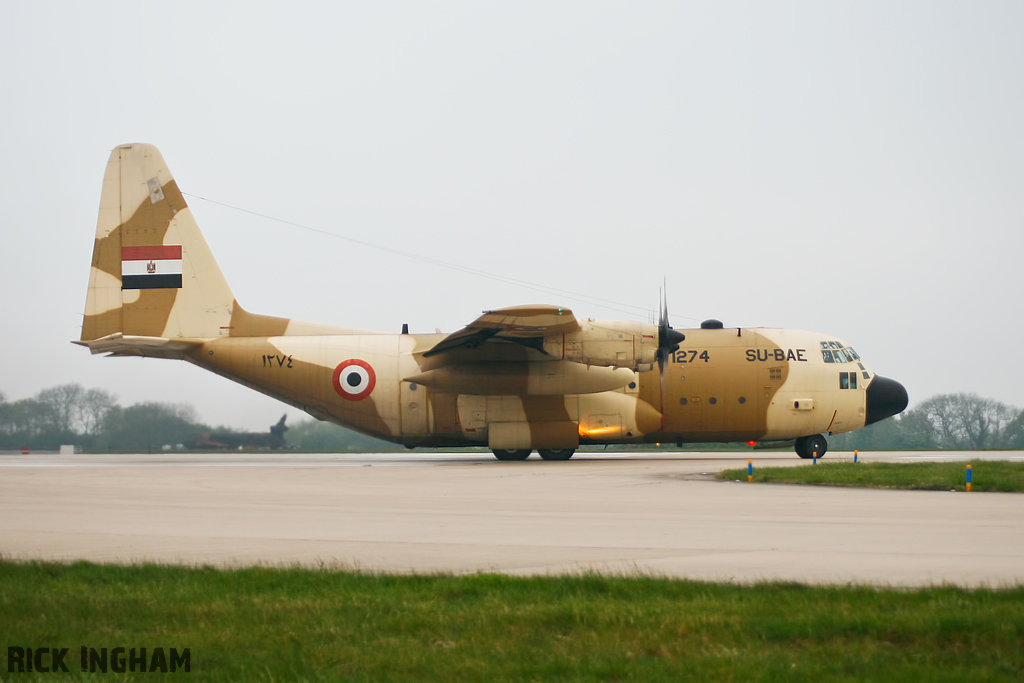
[1,451,1022,586]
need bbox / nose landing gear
[795,434,828,459]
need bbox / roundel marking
[332,359,376,401]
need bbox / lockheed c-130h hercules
[77,144,909,460]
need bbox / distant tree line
[830,393,1024,450]
[2,384,1022,453]
[1,384,201,452]
[0,384,394,453]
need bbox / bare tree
[918,394,961,446]
[167,403,198,424]
[955,395,1014,449]
[36,383,85,433]
[918,393,1016,449]
[80,388,118,435]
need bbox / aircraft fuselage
[183,323,884,449]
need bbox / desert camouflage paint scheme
[77,144,908,459]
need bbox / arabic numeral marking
[261,354,294,369]
[674,350,711,363]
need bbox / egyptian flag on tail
[121,246,183,289]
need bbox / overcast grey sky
[1,1,1021,430]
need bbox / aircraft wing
[423,305,580,357]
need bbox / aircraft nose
[864,375,909,426]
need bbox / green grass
[718,459,1024,492]
[1,561,1023,681]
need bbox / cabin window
[822,350,835,363]
[862,371,870,380]
[850,372,857,389]
[847,348,861,360]
[840,373,850,389]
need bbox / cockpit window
[819,342,861,363]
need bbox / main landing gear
[490,449,577,461]
[537,448,575,461]
[491,449,531,461]
[794,434,828,459]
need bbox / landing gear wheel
[492,449,531,461]
[795,434,828,459]
[537,448,575,461]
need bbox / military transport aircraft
[76,144,908,460]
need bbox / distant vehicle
[187,415,289,450]
[76,144,907,460]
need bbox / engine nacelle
[543,320,660,371]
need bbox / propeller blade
[652,281,686,416]
[654,282,684,385]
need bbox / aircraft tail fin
[80,143,237,343]
[79,143,375,350]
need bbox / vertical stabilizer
[80,144,235,342]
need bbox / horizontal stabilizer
[73,332,202,359]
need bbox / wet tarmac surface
[2,450,1022,586]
